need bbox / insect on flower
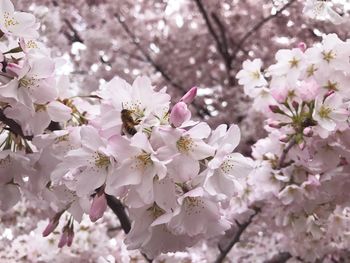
[121,109,141,135]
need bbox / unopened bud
[279,135,290,143]
[292,101,299,111]
[42,211,64,237]
[66,229,74,247]
[269,105,284,114]
[268,120,281,129]
[89,191,107,222]
[303,127,313,137]
[170,102,191,128]
[297,42,307,52]
[58,230,68,248]
[298,141,305,150]
[180,87,197,104]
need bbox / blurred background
[14,0,350,154]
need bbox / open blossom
[157,122,215,182]
[204,124,254,198]
[236,58,267,94]
[51,125,117,197]
[303,0,344,24]
[313,93,348,137]
[105,132,169,205]
[0,0,39,38]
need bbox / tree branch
[215,208,260,263]
[63,18,84,44]
[193,0,234,86]
[105,194,131,234]
[264,252,292,263]
[278,138,296,169]
[232,0,297,60]
[114,12,211,118]
[0,109,33,140]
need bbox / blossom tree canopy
[1,0,350,262]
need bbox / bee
[121,109,140,135]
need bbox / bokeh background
[14,0,350,153]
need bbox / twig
[264,252,292,263]
[63,18,84,43]
[114,12,211,118]
[193,0,234,86]
[278,138,297,169]
[214,208,260,263]
[105,195,131,234]
[232,0,297,60]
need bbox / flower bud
[58,230,68,248]
[269,105,284,114]
[268,120,281,129]
[303,127,313,137]
[180,87,197,104]
[297,42,307,52]
[279,135,289,143]
[170,102,191,127]
[42,210,64,237]
[66,229,74,247]
[89,191,107,222]
[292,101,299,111]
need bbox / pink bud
[269,105,283,114]
[279,135,289,143]
[292,101,299,111]
[42,220,59,237]
[89,191,107,222]
[303,127,313,137]
[297,42,307,52]
[298,141,305,150]
[170,102,191,127]
[42,211,63,237]
[58,231,68,248]
[268,120,281,129]
[66,230,74,247]
[180,87,197,104]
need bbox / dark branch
[215,208,260,263]
[264,252,292,263]
[0,109,33,140]
[278,138,297,169]
[194,0,234,86]
[63,18,84,44]
[114,12,211,118]
[105,194,131,234]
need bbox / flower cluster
[0,0,256,259]
[237,33,350,261]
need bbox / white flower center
[94,152,110,168]
[176,135,195,154]
[3,12,18,29]
[184,197,204,215]
[132,152,152,170]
